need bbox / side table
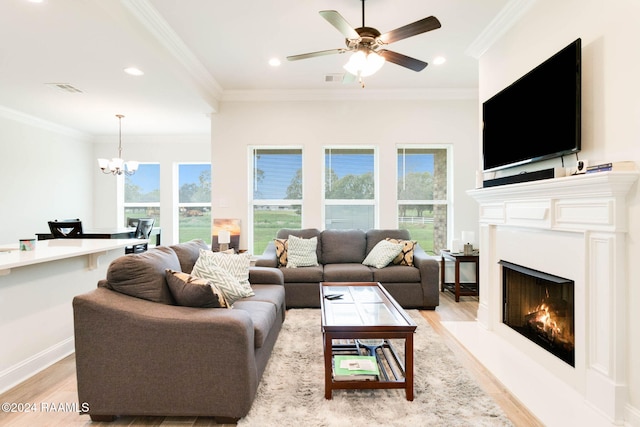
[440,250,480,302]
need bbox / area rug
[238,309,513,427]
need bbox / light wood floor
[0,292,543,427]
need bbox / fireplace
[466,172,638,423]
[501,261,574,366]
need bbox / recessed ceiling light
[433,56,446,65]
[124,67,144,76]
[268,58,281,67]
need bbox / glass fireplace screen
[501,260,575,367]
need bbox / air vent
[45,83,84,93]
[324,73,345,83]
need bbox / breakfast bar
[0,238,143,394]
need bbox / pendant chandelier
[97,114,139,176]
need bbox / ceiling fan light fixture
[343,49,385,77]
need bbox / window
[397,147,449,255]
[250,148,303,254]
[324,147,376,230]
[177,163,211,243]
[124,163,160,227]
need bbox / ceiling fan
[287,0,441,81]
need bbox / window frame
[121,162,161,229]
[322,146,379,230]
[174,162,212,244]
[247,146,304,254]
[396,144,453,255]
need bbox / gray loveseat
[255,228,440,309]
[72,239,285,423]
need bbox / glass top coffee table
[319,282,417,400]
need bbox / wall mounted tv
[482,38,581,172]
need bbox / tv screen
[482,38,581,172]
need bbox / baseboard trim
[625,403,640,427]
[0,337,74,395]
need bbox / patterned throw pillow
[362,240,405,269]
[192,250,254,305]
[274,238,288,267]
[196,249,252,286]
[385,238,418,266]
[286,235,319,268]
[165,269,227,308]
[190,262,251,307]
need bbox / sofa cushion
[280,265,324,283]
[321,229,367,264]
[362,240,404,269]
[323,263,373,282]
[192,255,254,306]
[371,264,421,283]
[169,239,210,273]
[287,235,319,268]
[244,284,285,308]
[232,300,277,349]
[365,229,411,255]
[165,269,227,308]
[276,228,322,263]
[106,246,180,304]
[385,238,418,266]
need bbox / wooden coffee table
[319,282,417,400]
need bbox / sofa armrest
[73,287,259,419]
[413,244,440,309]
[254,241,278,268]
[249,266,284,286]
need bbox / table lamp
[218,230,230,252]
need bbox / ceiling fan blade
[286,48,347,61]
[379,50,428,72]
[379,16,441,44]
[319,10,360,40]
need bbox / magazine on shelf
[333,355,379,381]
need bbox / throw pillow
[385,238,418,266]
[165,269,227,308]
[286,235,319,268]
[362,240,405,269]
[274,238,288,267]
[191,257,254,306]
[195,249,252,286]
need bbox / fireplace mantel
[467,171,638,424]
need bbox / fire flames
[525,295,574,351]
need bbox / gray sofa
[255,228,440,309]
[72,239,285,423]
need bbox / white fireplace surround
[462,171,639,425]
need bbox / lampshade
[343,50,385,77]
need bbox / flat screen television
[482,38,581,172]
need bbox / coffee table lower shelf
[323,333,414,400]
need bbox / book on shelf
[333,355,379,381]
[586,161,637,174]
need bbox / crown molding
[122,0,222,112]
[466,0,538,59]
[220,88,478,103]
[0,105,90,140]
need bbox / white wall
[479,0,640,423]
[0,110,93,244]
[93,134,210,245]
[211,99,480,251]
